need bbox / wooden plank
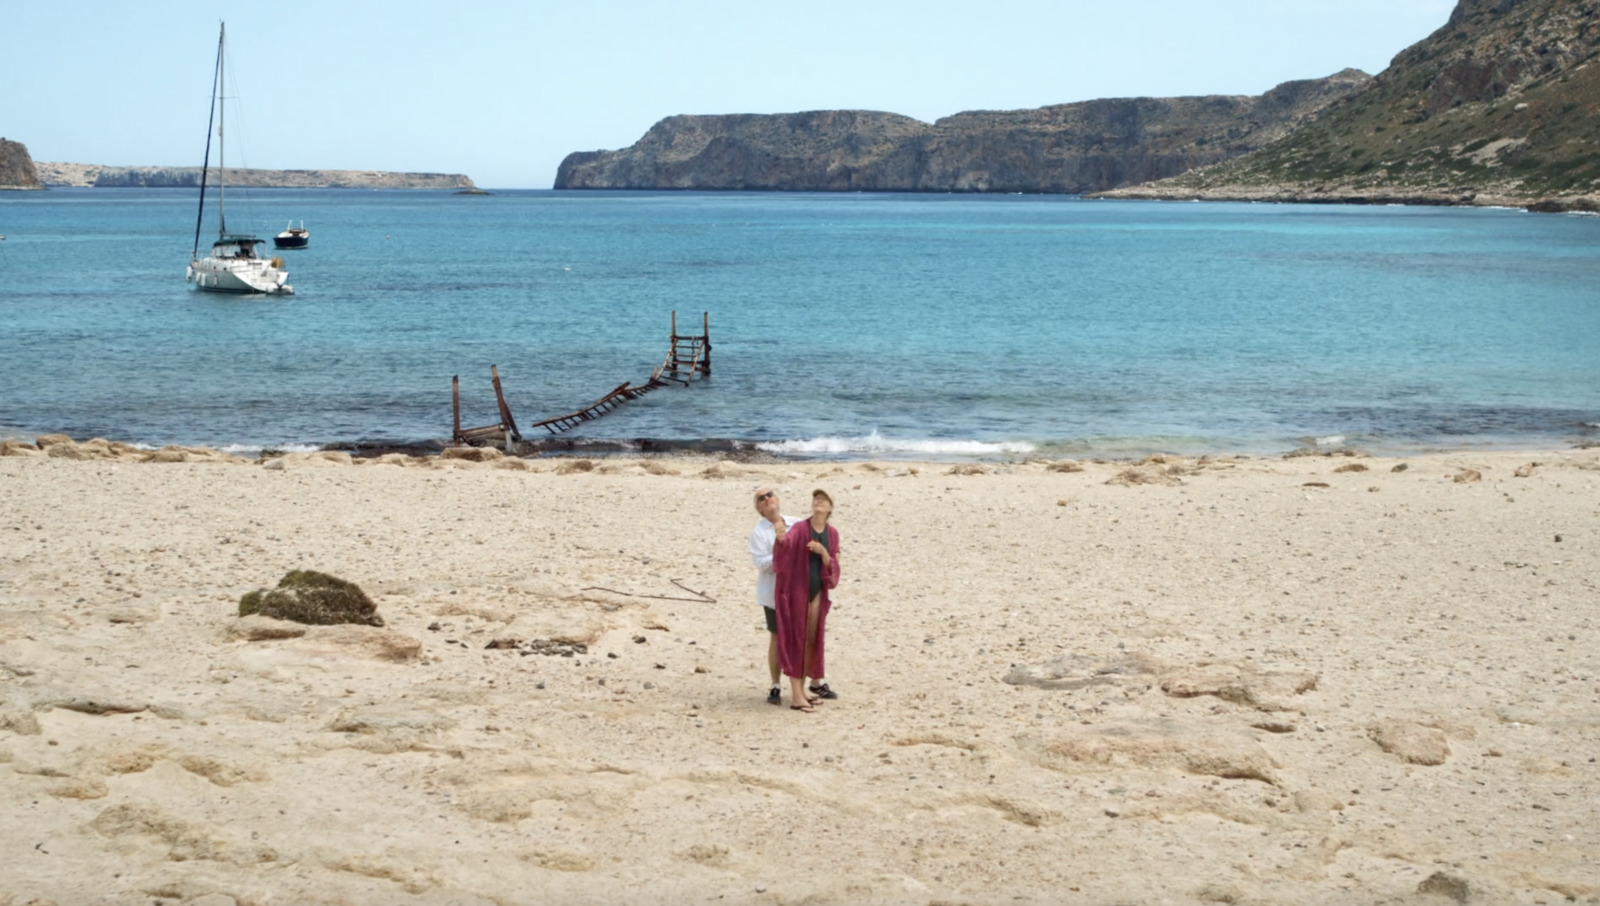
[458,424,505,443]
[701,312,711,375]
[490,365,522,442]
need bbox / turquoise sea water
[1,188,1597,458]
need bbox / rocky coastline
[558,0,1598,211]
[0,137,44,190]
[555,71,1373,195]
[35,162,475,190]
[1095,0,1600,212]
[1093,181,1600,213]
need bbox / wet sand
[1,440,1597,905]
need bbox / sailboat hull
[187,257,294,294]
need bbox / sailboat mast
[191,24,223,260]
[218,21,226,238]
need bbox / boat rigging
[185,23,293,295]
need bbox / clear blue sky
[4,1,1456,188]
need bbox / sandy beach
[1,439,1596,905]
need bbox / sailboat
[185,23,293,295]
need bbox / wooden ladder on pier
[524,379,664,435]
[651,311,712,385]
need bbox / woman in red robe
[773,489,840,713]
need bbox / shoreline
[2,440,1596,902]
[1090,183,1600,215]
[3,429,1598,466]
[31,162,475,190]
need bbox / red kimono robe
[773,520,840,680]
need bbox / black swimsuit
[808,525,828,597]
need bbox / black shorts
[762,606,777,633]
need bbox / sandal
[790,703,817,713]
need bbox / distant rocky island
[556,70,1372,194]
[35,162,475,190]
[558,0,1597,210]
[0,138,43,190]
[1097,0,1600,210]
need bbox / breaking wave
[756,430,1034,458]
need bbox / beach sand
[1,440,1597,905]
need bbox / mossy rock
[238,570,384,627]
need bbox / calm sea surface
[1,188,1597,458]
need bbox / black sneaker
[808,682,838,700]
[766,686,782,705]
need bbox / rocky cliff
[1100,0,1600,208]
[554,71,1372,194]
[35,163,475,190]
[0,138,43,190]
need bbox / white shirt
[749,515,799,609]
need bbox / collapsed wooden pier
[452,311,711,448]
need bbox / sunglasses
[755,491,775,501]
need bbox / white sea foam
[217,442,321,455]
[756,429,1034,458]
[1313,434,1346,447]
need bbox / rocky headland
[0,137,44,190]
[560,0,1598,210]
[554,71,1372,194]
[35,162,475,190]
[1097,0,1600,210]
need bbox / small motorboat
[274,221,309,249]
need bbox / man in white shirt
[749,485,798,705]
